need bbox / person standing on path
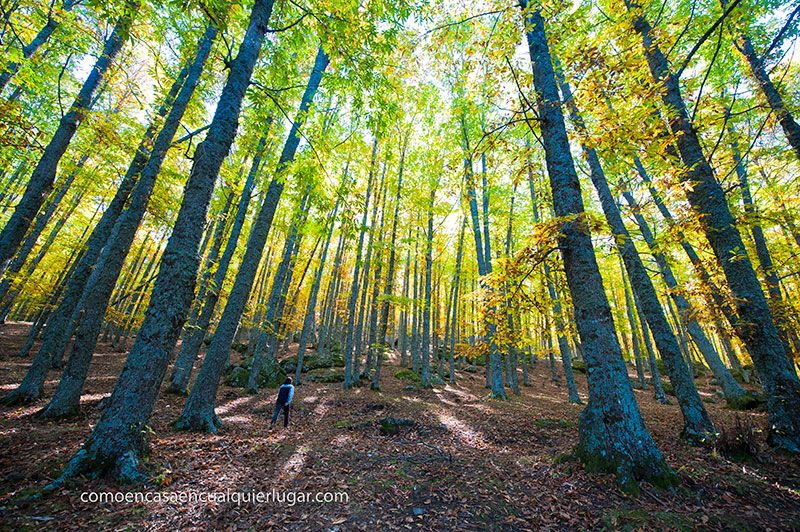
[271,377,294,428]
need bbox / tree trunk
[559,70,715,442]
[621,190,748,405]
[248,188,310,392]
[0,21,196,406]
[447,218,465,385]
[168,130,269,394]
[421,186,435,388]
[528,157,580,402]
[296,176,345,384]
[50,2,274,483]
[0,154,85,301]
[175,44,328,432]
[0,0,138,276]
[731,133,795,355]
[36,25,217,420]
[521,1,675,489]
[628,0,800,452]
[621,254,647,390]
[0,0,78,94]
[731,24,800,161]
[373,139,406,390]
[461,113,505,399]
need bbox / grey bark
[621,190,748,403]
[0,1,138,277]
[559,70,715,442]
[50,1,275,483]
[628,1,800,451]
[1,19,193,406]
[421,186,435,388]
[296,178,345,384]
[373,139,406,390]
[461,112,505,399]
[447,218,466,385]
[521,0,674,488]
[528,159,580,402]
[36,24,218,420]
[0,0,78,94]
[343,138,378,387]
[168,130,270,394]
[175,45,329,432]
[247,188,310,392]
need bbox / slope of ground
[1,322,799,530]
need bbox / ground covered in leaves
[1,321,799,530]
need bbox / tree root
[173,409,223,434]
[35,404,81,421]
[1,386,41,406]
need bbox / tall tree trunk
[503,191,520,395]
[0,0,78,94]
[634,157,745,361]
[521,1,675,489]
[373,139,406,390]
[168,130,270,394]
[0,0,138,276]
[0,154,86,308]
[729,17,800,161]
[49,2,275,484]
[421,186,435,388]
[343,138,378,387]
[621,190,749,405]
[248,188,310,392]
[528,158,580,402]
[461,113,505,399]
[365,168,390,380]
[36,25,218,420]
[558,71,715,441]
[296,176,345,384]
[410,229,421,374]
[627,0,800,452]
[446,218,466,385]
[399,227,412,367]
[354,163,387,378]
[620,254,647,390]
[635,288,670,404]
[1,24,197,406]
[175,45,329,432]
[731,132,796,354]
[318,229,347,359]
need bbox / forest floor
[0,322,799,530]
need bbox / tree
[47,0,275,484]
[36,22,218,420]
[626,0,800,452]
[0,0,139,277]
[175,45,330,432]
[558,71,715,442]
[168,129,271,394]
[520,0,675,489]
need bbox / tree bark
[175,45,328,432]
[621,190,748,405]
[168,130,270,394]
[628,0,800,451]
[0,0,138,277]
[521,1,675,489]
[50,2,274,483]
[36,25,218,420]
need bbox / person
[270,377,294,428]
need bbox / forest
[1,0,800,528]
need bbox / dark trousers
[271,401,290,427]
